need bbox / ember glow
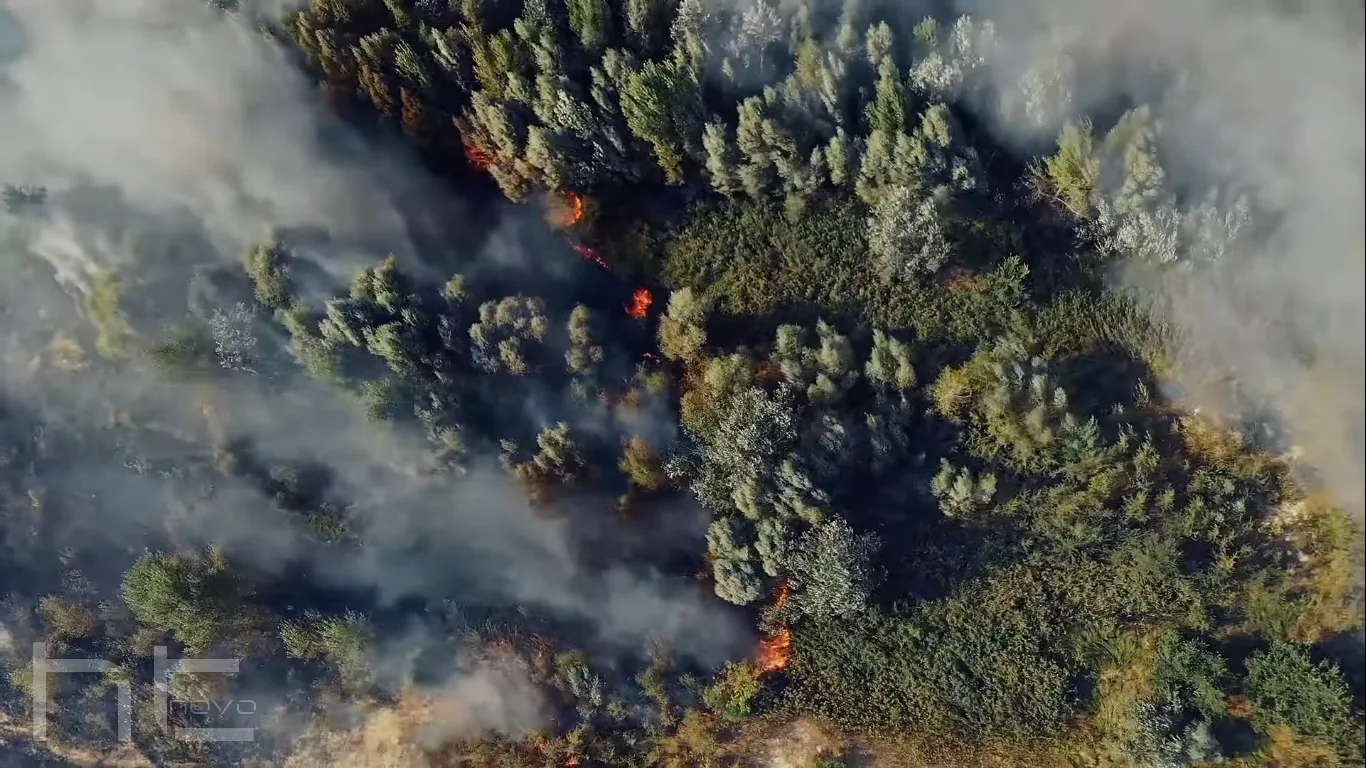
[570,243,610,270]
[756,628,793,673]
[625,287,653,318]
[464,143,494,171]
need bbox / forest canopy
[0,0,1362,766]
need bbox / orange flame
[756,628,793,673]
[560,192,585,227]
[755,583,793,673]
[625,288,653,318]
[571,243,610,270]
[464,143,494,171]
[774,582,791,611]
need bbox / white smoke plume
[948,0,1365,516]
[0,0,748,750]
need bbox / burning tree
[548,191,586,228]
[755,583,793,673]
[464,142,494,172]
[626,288,654,318]
[756,628,793,673]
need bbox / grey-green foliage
[930,459,997,518]
[773,320,857,404]
[244,239,294,310]
[209,303,258,374]
[1153,633,1229,721]
[908,16,993,100]
[686,386,796,519]
[565,305,605,376]
[708,517,764,604]
[121,551,250,655]
[976,338,1078,466]
[318,257,428,379]
[754,517,792,577]
[707,516,752,560]
[786,517,879,618]
[567,0,612,51]
[1102,107,1165,213]
[713,557,762,605]
[1243,641,1354,740]
[915,103,982,192]
[865,330,916,390]
[1097,186,1251,266]
[281,611,372,691]
[1125,688,1226,768]
[1127,688,1188,768]
[657,287,710,363]
[866,184,951,278]
[1029,119,1100,218]
[729,1,783,68]
[620,59,699,184]
[503,422,589,485]
[469,295,549,374]
[703,120,742,196]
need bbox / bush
[38,596,97,640]
[701,661,762,719]
[1243,642,1354,742]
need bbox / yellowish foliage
[1283,496,1364,643]
[47,332,89,371]
[930,363,976,419]
[1257,724,1340,768]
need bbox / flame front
[626,288,653,318]
[756,628,793,673]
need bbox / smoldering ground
[0,0,748,753]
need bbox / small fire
[773,582,791,611]
[464,143,494,171]
[756,628,793,673]
[756,582,793,673]
[559,191,585,227]
[570,243,610,270]
[625,288,653,318]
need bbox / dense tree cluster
[0,1,1360,766]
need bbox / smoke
[943,0,1365,516]
[0,0,746,748]
[281,661,547,767]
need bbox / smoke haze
[0,0,747,748]
[950,0,1365,516]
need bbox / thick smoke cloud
[0,0,414,270]
[951,0,1365,516]
[0,0,747,744]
